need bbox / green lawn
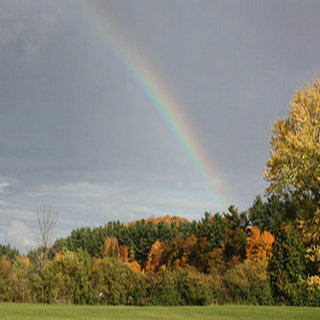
[0,304,319,320]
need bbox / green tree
[195,213,225,272]
[91,257,145,305]
[223,206,248,266]
[268,223,306,305]
[9,256,31,302]
[250,195,295,233]
[196,212,225,250]
[250,195,268,231]
[43,249,93,304]
[0,244,19,260]
[127,220,158,266]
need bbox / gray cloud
[1,0,320,251]
[0,0,70,59]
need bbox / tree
[0,255,11,301]
[9,256,31,302]
[268,223,306,305]
[164,237,185,270]
[42,249,93,304]
[91,257,144,305]
[250,195,291,233]
[37,205,59,270]
[246,226,274,261]
[104,237,119,258]
[196,212,225,251]
[265,77,320,236]
[223,206,248,266]
[0,244,19,260]
[145,240,166,272]
[119,245,129,262]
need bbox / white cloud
[5,220,36,253]
[0,182,9,194]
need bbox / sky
[0,0,319,253]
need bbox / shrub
[304,275,320,306]
[145,268,219,305]
[144,270,182,305]
[177,267,218,305]
[223,259,272,305]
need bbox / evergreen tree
[268,223,306,305]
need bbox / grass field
[0,304,320,320]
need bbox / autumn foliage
[104,237,119,258]
[246,227,274,261]
[145,240,166,272]
[125,215,188,227]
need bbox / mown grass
[0,304,319,320]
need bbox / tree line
[0,199,318,306]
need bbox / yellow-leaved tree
[265,77,320,240]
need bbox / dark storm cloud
[0,0,319,251]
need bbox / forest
[0,78,319,306]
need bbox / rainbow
[79,1,224,208]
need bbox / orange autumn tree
[246,226,274,261]
[119,245,128,262]
[104,237,119,258]
[145,240,166,272]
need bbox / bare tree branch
[37,204,59,270]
